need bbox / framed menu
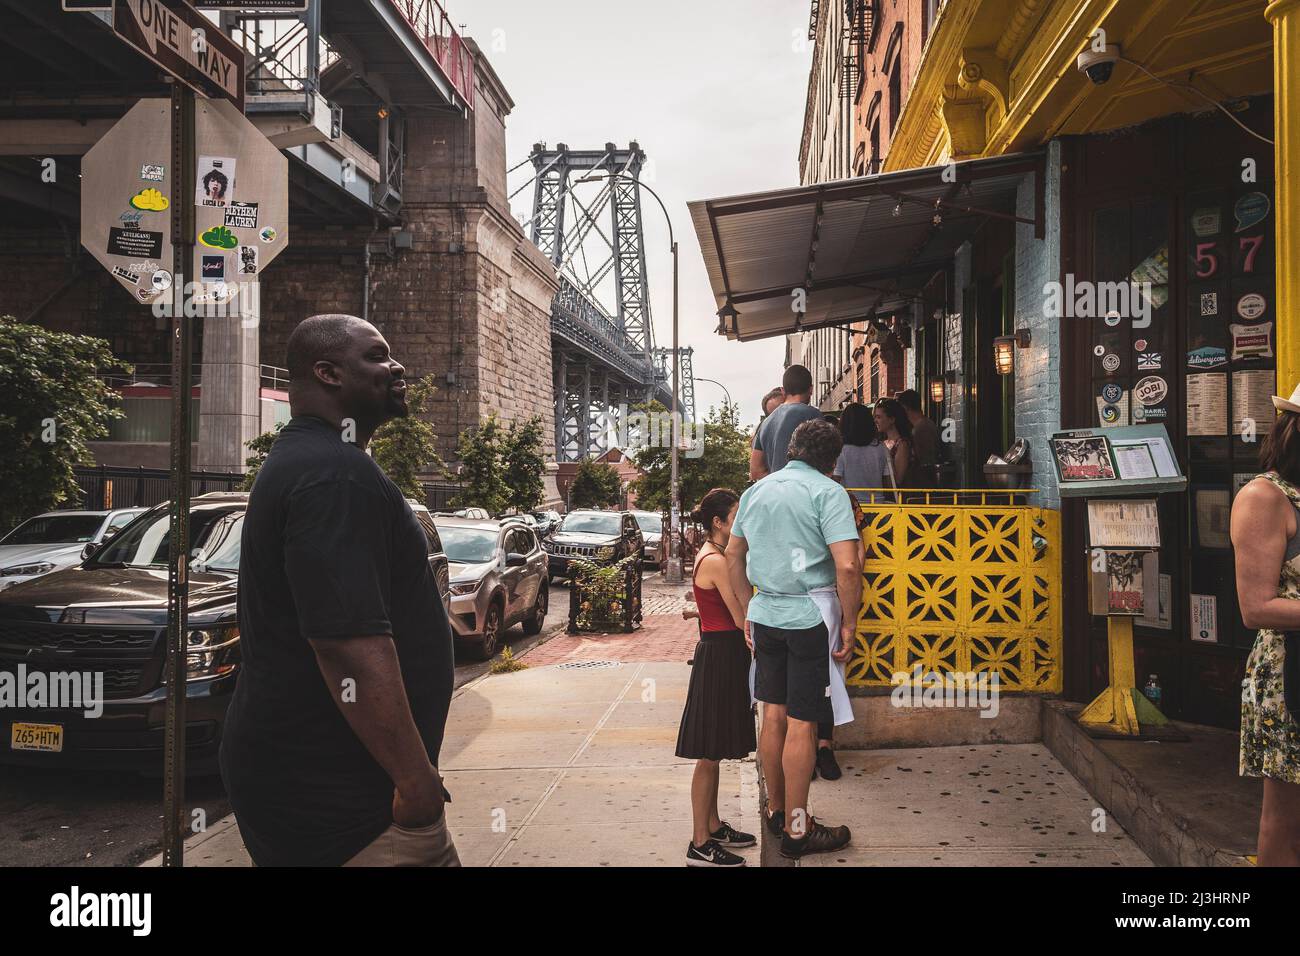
[1053,425,1187,497]
[1087,499,1161,548]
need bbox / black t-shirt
[219,415,454,867]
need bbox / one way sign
[111,0,246,110]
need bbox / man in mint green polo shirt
[726,417,862,860]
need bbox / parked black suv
[0,493,247,772]
[544,510,644,582]
[0,491,451,773]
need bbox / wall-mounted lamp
[929,375,945,406]
[929,369,957,406]
[993,329,1032,376]
[716,300,739,334]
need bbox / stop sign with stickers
[81,97,288,309]
[80,99,176,305]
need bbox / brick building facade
[788,0,936,410]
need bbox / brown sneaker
[780,816,851,859]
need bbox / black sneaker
[764,808,784,836]
[686,840,746,867]
[711,821,756,848]
[816,746,842,781]
[780,817,852,859]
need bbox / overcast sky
[456,0,812,430]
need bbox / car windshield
[438,527,499,564]
[91,505,245,571]
[633,513,661,533]
[2,514,104,546]
[561,513,621,535]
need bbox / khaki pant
[343,813,461,867]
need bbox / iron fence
[74,467,244,511]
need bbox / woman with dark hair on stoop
[1230,383,1300,866]
[675,487,758,867]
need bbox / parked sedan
[0,507,146,591]
[631,510,667,569]
[434,516,549,660]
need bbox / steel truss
[522,141,696,460]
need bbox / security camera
[1077,43,1120,85]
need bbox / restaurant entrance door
[1060,100,1276,727]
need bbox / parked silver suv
[433,515,549,660]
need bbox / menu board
[1186,372,1227,435]
[1052,425,1186,497]
[1087,499,1161,548]
[1232,369,1275,437]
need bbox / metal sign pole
[162,79,196,868]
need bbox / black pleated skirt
[675,628,757,761]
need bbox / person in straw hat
[1230,381,1300,865]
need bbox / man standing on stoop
[727,418,862,860]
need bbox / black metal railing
[74,467,244,511]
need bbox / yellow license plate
[10,722,63,753]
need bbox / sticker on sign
[224,201,258,229]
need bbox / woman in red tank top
[675,488,757,867]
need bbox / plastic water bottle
[1143,674,1162,708]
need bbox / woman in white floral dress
[1231,390,1300,866]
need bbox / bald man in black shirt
[221,314,458,866]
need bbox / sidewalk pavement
[764,743,1152,867]
[146,575,762,867]
[144,568,1154,869]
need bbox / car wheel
[523,583,548,636]
[476,600,502,660]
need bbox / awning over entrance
[688,151,1045,342]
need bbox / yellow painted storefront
[887,0,1291,385]
[875,0,1293,726]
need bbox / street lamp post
[575,172,684,583]
[693,376,733,409]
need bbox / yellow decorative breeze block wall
[844,493,1062,693]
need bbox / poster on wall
[1190,593,1218,643]
[1232,369,1275,437]
[1138,573,1173,630]
[1089,550,1158,616]
[1193,487,1232,549]
[1051,436,1117,481]
[196,155,237,208]
[1186,372,1228,435]
[1087,499,1161,548]
[1129,243,1170,310]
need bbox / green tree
[0,315,127,531]
[569,456,623,510]
[240,421,284,490]
[372,375,445,499]
[501,415,546,513]
[630,400,750,514]
[451,412,509,515]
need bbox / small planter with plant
[567,553,642,634]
